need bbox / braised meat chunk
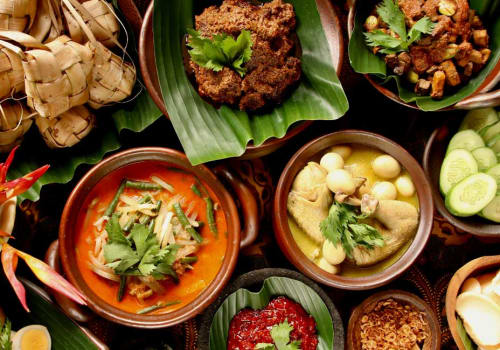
[190,0,301,111]
[365,0,491,99]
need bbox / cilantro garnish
[320,202,384,258]
[255,320,301,350]
[103,214,179,281]
[187,29,253,77]
[364,0,435,54]
[0,319,12,350]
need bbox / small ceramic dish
[347,290,441,350]
[138,0,344,159]
[347,0,500,111]
[198,268,344,350]
[423,121,500,237]
[273,130,434,290]
[51,147,259,328]
[445,255,500,350]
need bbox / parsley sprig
[320,202,384,258]
[0,319,12,350]
[103,215,179,281]
[255,320,301,350]
[364,0,435,54]
[187,29,253,77]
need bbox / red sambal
[227,296,319,350]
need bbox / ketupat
[0,0,37,32]
[0,101,33,152]
[0,39,24,100]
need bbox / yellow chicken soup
[287,145,419,277]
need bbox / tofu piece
[473,29,489,47]
[431,71,446,99]
[441,60,461,86]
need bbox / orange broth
[75,161,228,314]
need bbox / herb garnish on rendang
[255,320,301,350]
[364,0,435,54]
[0,319,11,350]
[320,201,384,258]
[187,29,253,77]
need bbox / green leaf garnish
[255,320,301,350]
[456,316,477,350]
[187,29,253,77]
[0,319,12,350]
[103,214,179,280]
[320,202,384,258]
[364,0,435,53]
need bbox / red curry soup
[75,161,228,315]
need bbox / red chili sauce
[227,296,319,350]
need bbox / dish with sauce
[287,144,420,277]
[75,161,227,315]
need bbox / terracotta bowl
[273,130,434,290]
[138,0,344,159]
[347,0,500,111]
[347,290,441,350]
[51,147,259,328]
[445,255,500,350]
[198,268,345,349]
[423,121,500,237]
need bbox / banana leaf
[153,0,349,165]
[7,2,162,203]
[348,0,500,111]
[3,279,98,350]
[209,277,334,349]
[456,316,477,350]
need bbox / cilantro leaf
[255,320,301,350]
[187,29,253,77]
[0,319,12,350]
[364,30,404,53]
[376,0,406,39]
[320,202,384,259]
[105,214,129,245]
[407,16,435,45]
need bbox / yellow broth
[289,145,419,277]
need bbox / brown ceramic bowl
[423,122,500,237]
[347,290,441,350]
[445,255,500,350]
[273,130,434,290]
[54,147,259,328]
[138,0,344,159]
[347,0,500,111]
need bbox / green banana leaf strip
[153,0,348,165]
[456,317,477,350]
[6,1,162,203]
[209,277,334,350]
[348,0,500,111]
[15,283,98,350]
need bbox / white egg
[371,181,397,200]
[318,257,339,274]
[326,169,356,195]
[12,325,51,350]
[320,153,344,172]
[395,175,415,197]
[372,155,401,179]
[322,240,346,265]
[329,145,352,160]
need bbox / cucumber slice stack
[439,108,500,223]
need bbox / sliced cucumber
[440,149,478,195]
[489,165,500,193]
[480,196,500,223]
[487,134,500,153]
[460,108,499,132]
[445,173,497,217]
[446,130,485,154]
[471,147,497,171]
[480,121,500,143]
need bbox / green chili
[136,301,181,315]
[117,275,126,301]
[191,184,202,197]
[173,203,203,243]
[104,180,126,217]
[125,181,162,191]
[204,197,218,237]
[180,256,198,264]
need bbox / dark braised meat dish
[190,0,301,111]
[364,0,491,99]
